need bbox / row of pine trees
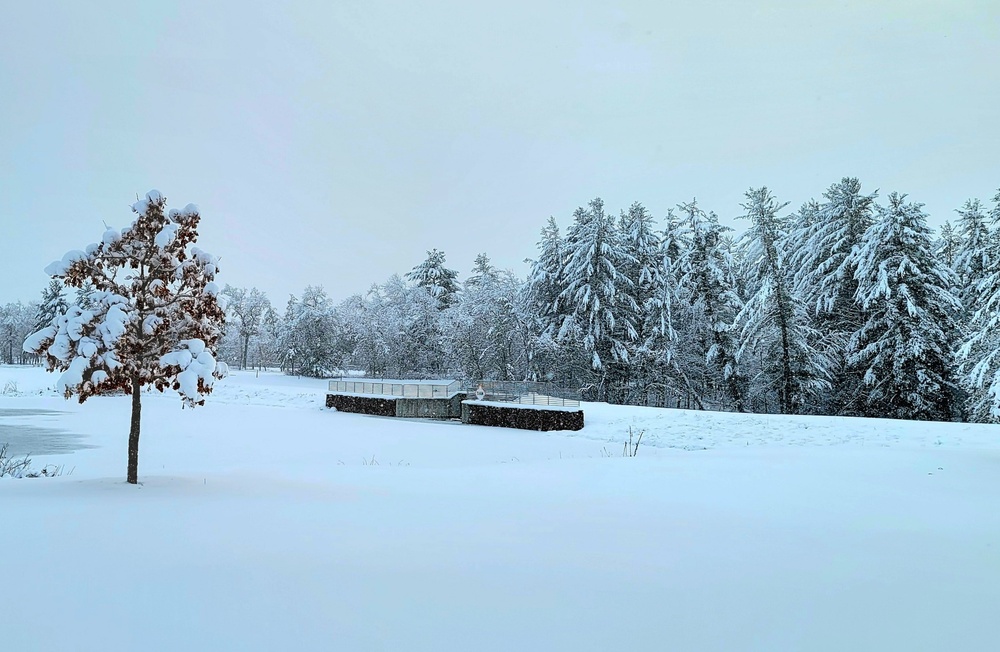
[526,178,1000,421]
[9,177,1000,422]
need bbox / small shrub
[0,443,66,479]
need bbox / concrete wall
[395,393,466,418]
[327,392,467,419]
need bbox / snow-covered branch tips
[23,190,228,407]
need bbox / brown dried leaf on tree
[23,190,227,484]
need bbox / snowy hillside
[2,366,999,651]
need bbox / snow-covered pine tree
[787,178,877,413]
[464,253,499,290]
[934,221,962,269]
[524,216,566,340]
[75,279,96,310]
[555,198,637,400]
[23,190,226,484]
[849,192,961,420]
[990,188,1000,262]
[641,209,699,407]
[677,200,746,412]
[958,188,1000,421]
[617,202,661,396]
[522,217,585,384]
[33,279,69,334]
[953,198,993,312]
[406,248,460,309]
[790,177,877,323]
[736,187,831,414]
[618,202,661,317]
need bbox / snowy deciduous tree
[1,301,37,365]
[220,285,273,370]
[849,193,961,420]
[280,286,341,377]
[444,268,526,381]
[23,190,226,484]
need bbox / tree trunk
[127,374,142,484]
[241,335,250,371]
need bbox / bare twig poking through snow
[0,443,32,477]
[0,443,66,478]
[623,427,644,457]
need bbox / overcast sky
[2,0,997,306]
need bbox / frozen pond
[0,409,94,457]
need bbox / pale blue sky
[2,0,997,305]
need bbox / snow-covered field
[1,365,999,651]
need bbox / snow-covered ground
[1,365,999,651]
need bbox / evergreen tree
[953,198,992,310]
[555,198,637,398]
[615,202,662,401]
[788,177,877,414]
[959,188,1000,421]
[75,280,97,311]
[618,202,661,316]
[33,280,69,333]
[464,253,499,290]
[791,177,877,321]
[525,217,566,335]
[849,193,961,420]
[406,248,459,309]
[934,221,962,269]
[677,201,746,412]
[642,210,703,408]
[736,187,831,414]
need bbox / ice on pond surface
[0,409,94,456]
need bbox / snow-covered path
[2,367,999,651]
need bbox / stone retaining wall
[326,393,396,417]
[461,402,584,431]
